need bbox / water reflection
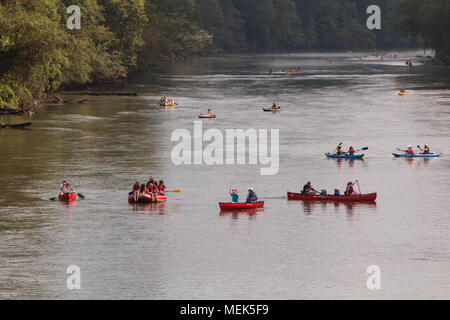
[130,202,167,215]
[393,157,437,168]
[326,158,365,169]
[300,200,377,215]
[219,208,263,218]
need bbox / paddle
[417,145,425,153]
[49,196,57,201]
[77,192,85,199]
[355,180,362,194]
[70,187,85,199]
[167,189,181,193]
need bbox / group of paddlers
[334,144,357,156]
[335,143,432,155]
[160,96,177,105]
[269,66,301,75]
[59,180,75,196]
[301,181,360,197]
[130,177,168,202]
[229,187,259,203]
[401,145,430,155]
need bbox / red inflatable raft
[287,192,377,202]
[59,192,77,201]
[219,201,264,211]
[128,193,167,204]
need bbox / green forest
[0,0,449,109]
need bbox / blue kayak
[325,153,364,159]
[392,153,440,158]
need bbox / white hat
[408,145,413,148]
[248,187,254,191]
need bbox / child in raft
[131,181,140,202]
[157,180,168,195]
[230,188,239,203]
[145,181,158,202]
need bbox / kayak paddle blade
[77,193,85,199]
[361,147,369,151]
[49,197,57,201]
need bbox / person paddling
[345,182,359,196]
[157,180,168,195]
[347,146,356,156]
[302,181,319,195]
[419,145,430,154]
[60,179,68,194]
[271,103,279,110]
[60,181,74,196]
[207,109,215,117]
[335,144,344,155]
[403,145,415,155]
[246,188,258,203]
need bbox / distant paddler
[399,88,406,96]
[335,143,344,155]
[417,145,431,154]
[199,109,216,119]
[399,145,415,155]
[301,181,319,196]
[345,181,360,196]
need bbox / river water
[1,51,449,299]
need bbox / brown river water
[0,51,449,299]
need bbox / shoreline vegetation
[0,0,449,112]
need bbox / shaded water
[1,51,449,299]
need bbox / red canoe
[128,193,167,204]
[59,192,77,201]
[219,201,264,211]
[287,192,377,202]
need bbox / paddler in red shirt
[406,145,415,155]
[347,146,356,156]
[157,180,168,195]
[345,182,359,196]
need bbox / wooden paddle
[167,190,181,193]
[355,180,362,194]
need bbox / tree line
[0,0,448,109]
